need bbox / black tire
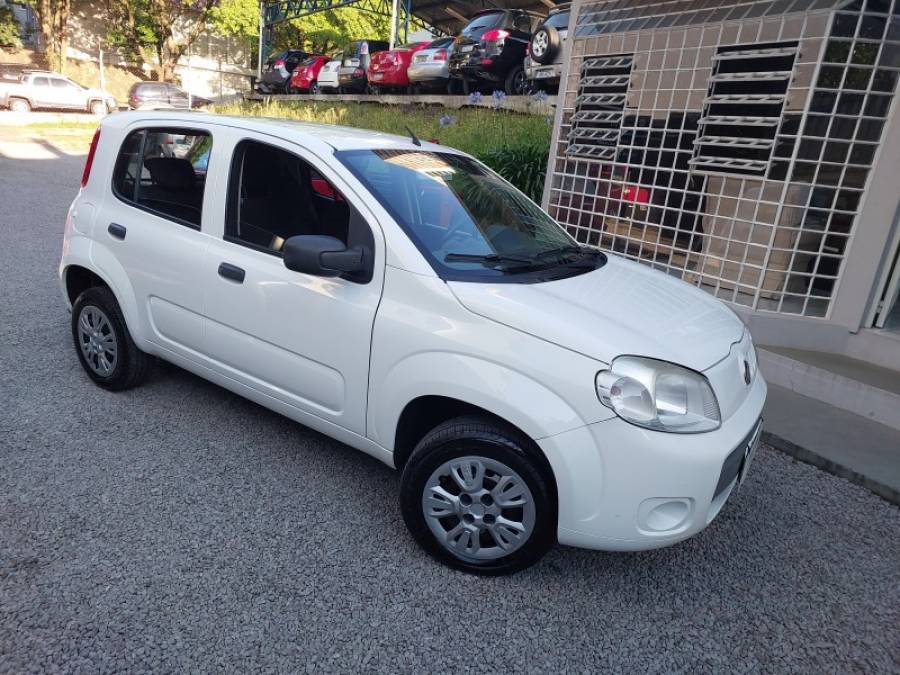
[530,26,560,65]
[309,81,319,95]
[504,64,527,96]
[366,83,379,95]
[446,78,459,95]
[400,415,557,575]
[71,286,152,391]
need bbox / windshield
[336,149,604,282]
[543,11,570,28]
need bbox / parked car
[61,111,767,574]
[317,54,343,93]
[366,41,431,94]
[0,71,116,114]
[127,82,212,110]
[258,49,309,93]
[287,55,330,94]
[338,39,390,93]
[406,37,457,94]
[524,5,570,93]
[0,63,51,81]
[449,9,544,95]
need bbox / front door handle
[218,262,245,284]
[108,222,126,240]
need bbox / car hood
[447,254,745,372]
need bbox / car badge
[743,360,752,385]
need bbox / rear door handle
[218,262,245,284]
[108,223,126,240]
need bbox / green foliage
[212,100,551,201]
[210,0,390,55]
[476,144,548,203]
[0,6,22,48]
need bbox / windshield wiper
[534,244,590,260]
[444,252,540,271]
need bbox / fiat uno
[60,112,766,574]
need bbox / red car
[366,41,431,93]
[287,55,330,94]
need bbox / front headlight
[596,356,721,433]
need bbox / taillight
[274,59,285,68]
[354,68,364,76]
[434,49,447,61]
[619,185,650,204]
[481,29,509,42]
[81,128,100,188]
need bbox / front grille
[712,420,761,499]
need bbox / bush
[0,6,23,49]
[476,144,548,203]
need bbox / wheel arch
[392,394,559,502]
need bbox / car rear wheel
[504,65,528,96]
[309,81,319,95]
[71,287,152,391]
[400,416,556,575]
[9,98,30,113]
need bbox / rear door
[30,76,54,107]
[100,123,216,358]
[200,131,384,435]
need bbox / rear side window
[112,128,212,228]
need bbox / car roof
[102,111,459,154]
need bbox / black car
[449,9,544,95]
[127,82,212,110]
[258,49,310,93]
[337,40,390,93]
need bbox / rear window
[463,11,504,34]
[542,11,570,28]
[112,128,212,228]
[427,37,454,49]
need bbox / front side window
[112,128,212,228]
[337,150,605,283]
[225,140,350,254]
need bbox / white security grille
[548,0,900,319]
[691,42,798,175]
[567,55,633,158]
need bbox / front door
[201,135,384,435]
[101,124,215,358]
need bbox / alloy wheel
[422,456,536,561]
[532,31,549,58]
[77,305,118,377]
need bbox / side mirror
[283,235,372,283]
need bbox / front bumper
[539,371,767,551]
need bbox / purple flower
[439,114,457,127]
[546,114,554,126]
[467,91,483,104]
[491,90,506,108]
[532,90,549,103]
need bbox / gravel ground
[1,130,899,674]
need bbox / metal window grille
[691,42,798,175]
[567,55,633,159]
[548,0,899,319]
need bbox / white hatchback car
[60,112,766,574]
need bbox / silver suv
[524,5,570,92]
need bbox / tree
[209,0,392,57]
[108,0,223,82]
[0,5,23,49]
[25,0,70,71]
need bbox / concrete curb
[244,92,556,115]
[763,429,900,506]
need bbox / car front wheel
[9,98,30,113]
[89,100,107,115]
[71,286,152,390]
[400,416,556,575]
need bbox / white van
[60,112,766,574]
